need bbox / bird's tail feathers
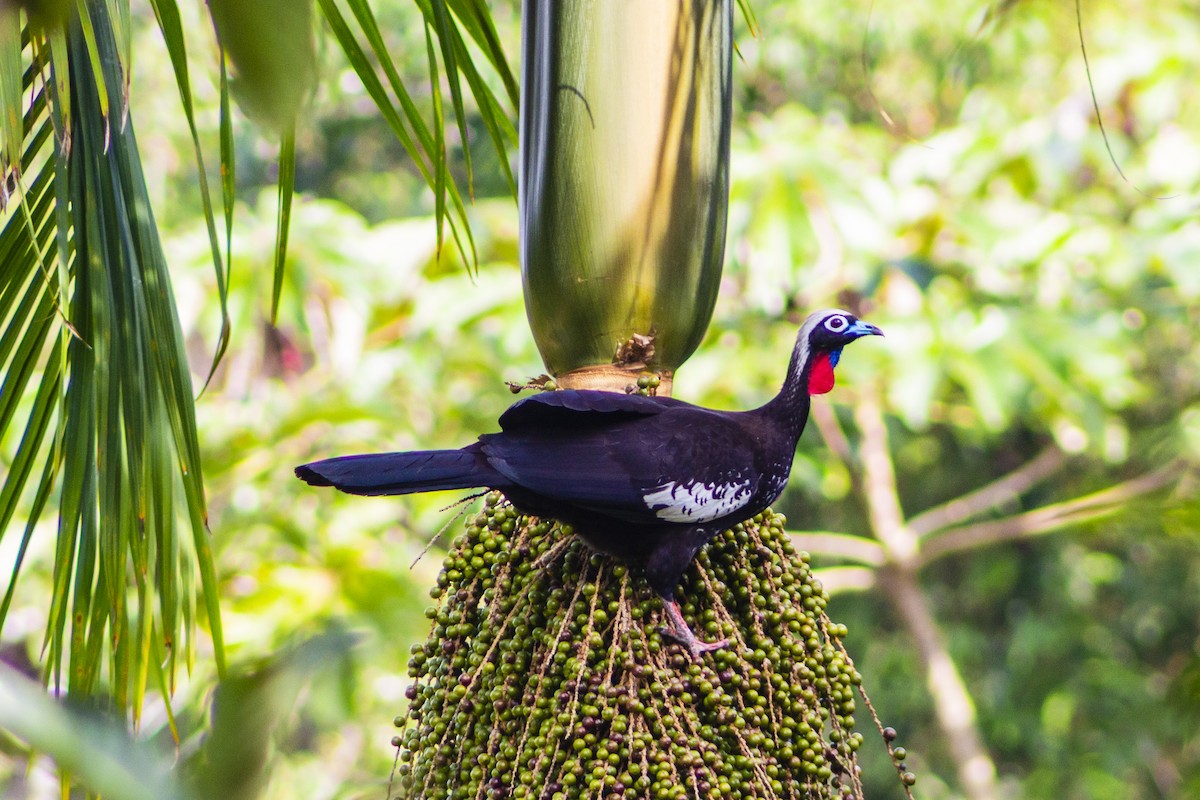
[295,446,496,496]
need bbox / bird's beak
[848,320,884,338]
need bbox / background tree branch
[848,386,1000,800]
[812,566,877,593]
[908,445,1067,537]
[918,464,1181,564]
[789,531,886,565]
[854,390,917,566]
[877,567,999,800]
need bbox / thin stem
[810,566,876,594]
[789,531,885,566]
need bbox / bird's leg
[661,598,729,660]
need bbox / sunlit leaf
[147,0,231,390]
[217,41,233,282]
[423,0,473,196]
[0,6,24,179]
[317,0,476,266]
[424,21,446,254]
[271,122,295,323]
[72,0,109,125]
[0,3,228,717]
[445,0,518,107]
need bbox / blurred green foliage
[2,0,1199,798]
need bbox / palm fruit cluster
[391,492,912,799]
[628,373,662,396]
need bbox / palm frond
[0,8,25,176]
[0,0,516,733]
[272,122,296,321]
[0,4,225,720]
[147,0,231,390]
[318,0,522,268]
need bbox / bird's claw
[661,600,730,660]
[664,630,730,660]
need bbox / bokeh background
[3,0,1199,798]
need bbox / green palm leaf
[37,6,224,712]
[147,0,232,391]
[0,0,516,740]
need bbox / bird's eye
[824,315,849,332]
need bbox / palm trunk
[519,0,732,393]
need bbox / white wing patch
[642,478,754,523]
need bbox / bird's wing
[483,408,768,525]
[631,413,767,524]
[497,389,690,432]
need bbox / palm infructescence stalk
[381,3,912,798]
[397,501,872,799]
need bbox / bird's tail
[295,445,497,496]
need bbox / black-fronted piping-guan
[296,309,882,658]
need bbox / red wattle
[808,353,836,395]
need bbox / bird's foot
[661,600,729,660]
[675,635,731,661]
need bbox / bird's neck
[758,339,814,438]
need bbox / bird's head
[795,309,883,395]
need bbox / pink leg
[662,599,729,660]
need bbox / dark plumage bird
[296,309,882,657]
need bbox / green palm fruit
[391,498,913,800]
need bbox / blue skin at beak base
[848,321,884,338]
